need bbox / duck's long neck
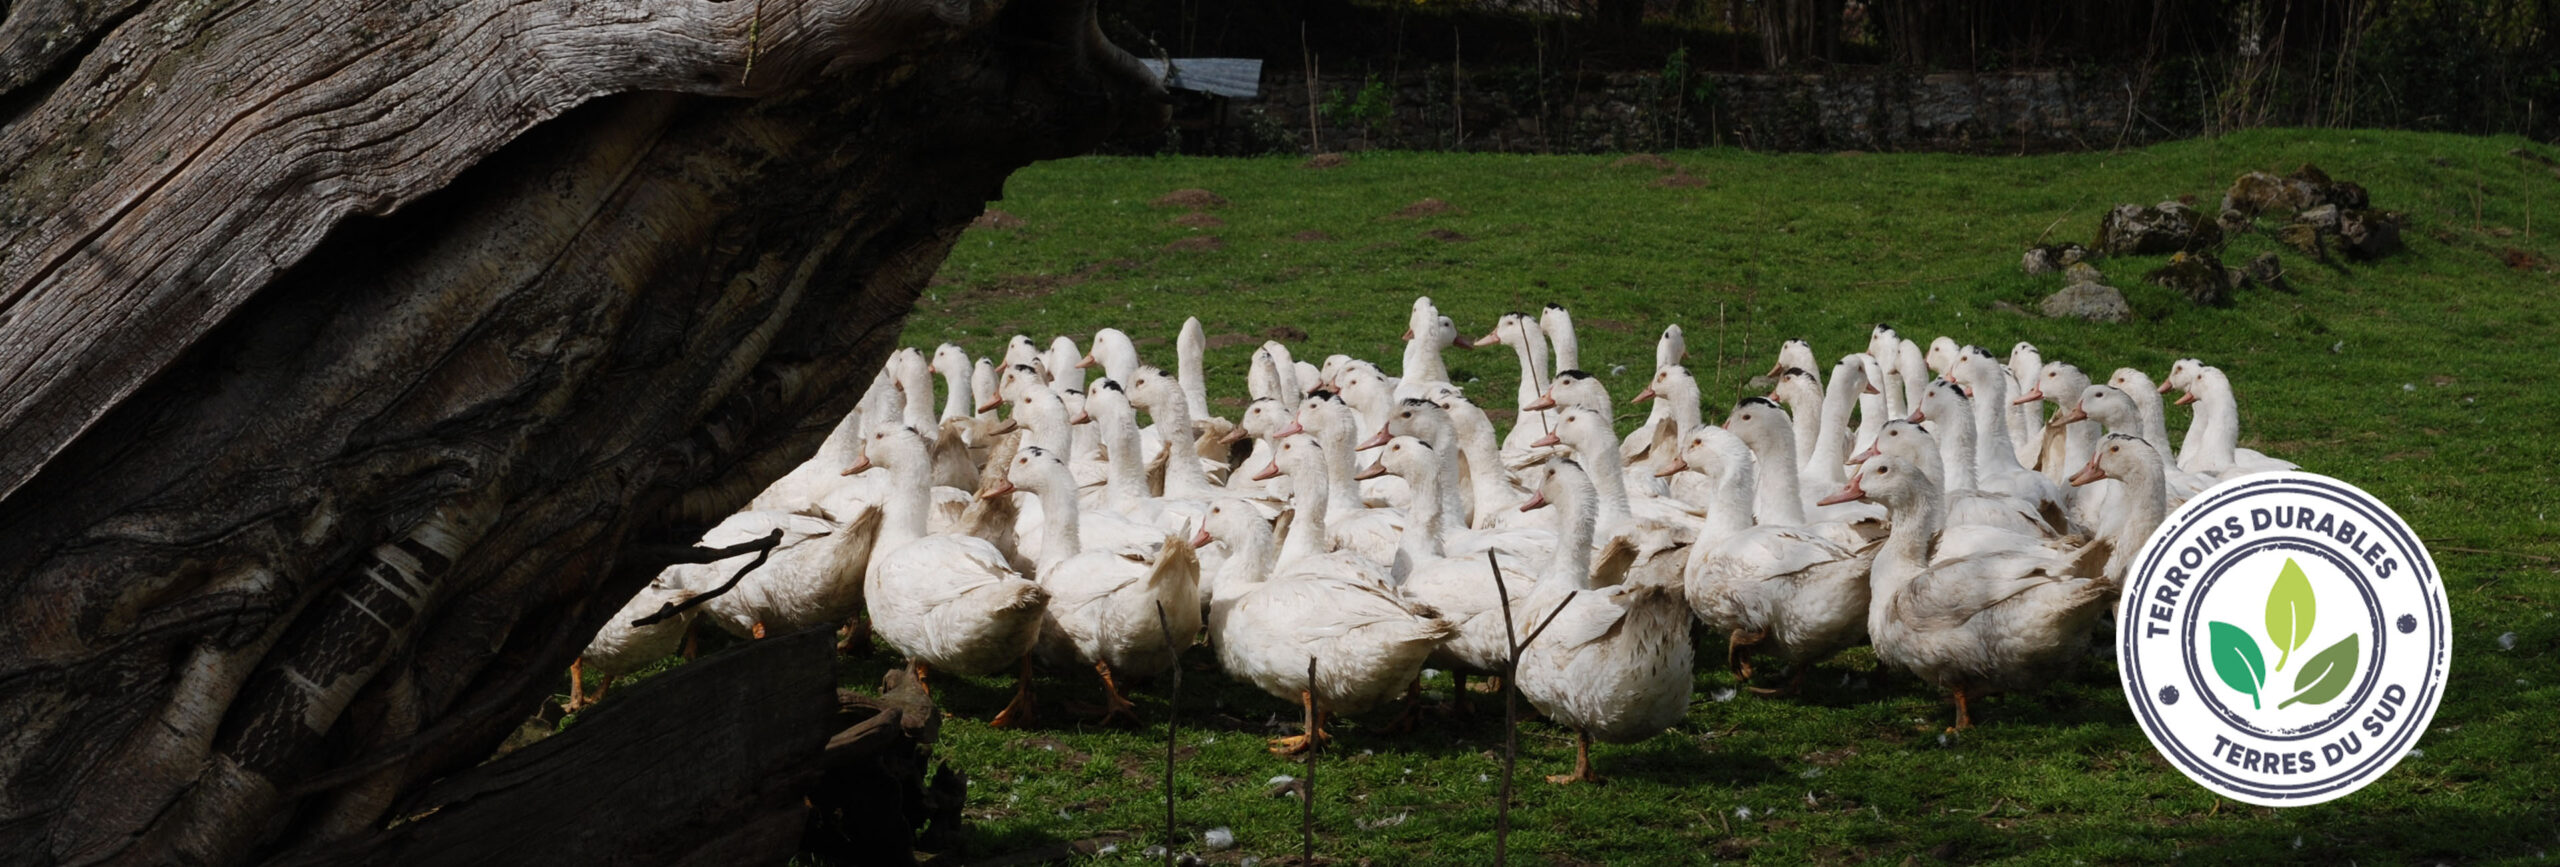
[1101,414,1151,511]
[1450,407,1515,528]
[1153,396,1214,499]
[1706,451,1757,539]
[1037,474,1084,571]
[1670,385,1704,432]
[1937,404,1981,492]
[1576,434,1636,532]
[1878,369,1908,421]
[1869,486,1944,634]
[2116,461,2172,552]
[1396,462,1445,577]
[1962,379,2014,475]
[1403,336,1450,385]
[814,406,867,470]
[1220,518,1279,590]
[1319,419,1366,516]
[900,366,936,431]
[1023,391,1072,456]
[938,364,973,423]
[1746,430,1809,526]
[1549,320,1580,373]
[877,453,935,564]
[1508,328,1549,410]
[1278,460,1332,568]
[1179,336,1210,422]
[2129,388,2177,461]
[2193,374,2241,469]
[1811,383,1858,482]
[1543,478,1598,590]
[1853,391,1885,458]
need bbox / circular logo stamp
[2119,472,2448,806]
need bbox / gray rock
[2244,251,2292,292]
[2224,171,2286,215]
[2299,203,2342,230]
[2063,261,2104,286]
[2097,201,2222,256]
[2339,209,2405,260]
[2146,251,2235,306]
[2041,283,2132,322]
[2022,242,2094,276]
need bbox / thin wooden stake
[1156,601,1181,866]
[1302,655,1318,866]
[1489,550,1519,867]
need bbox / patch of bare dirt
[1171,212,1225,228]
[1151,188,1228,209]
[969,209,1026,230]
[1263,324,1310,342]
[2503,247,2543,270]
[1651,172,1707,188]
[1421,228,1473,242]
[1390,198,1458,219]
[1290,230,1336,242]
[1303,152,1350,169]
[1164,236,1225,252]
[1611,153,1674,170]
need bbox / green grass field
[730,129,2560,864]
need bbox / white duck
[2066,433,2178,582]
[1130,365,1232,494]
[1766,366,1827,473]
[1513,459,1695,784]
[2057,385,2212,504]
[1721,398,1885,542]
[1768,338,1821,385]
[1670,425,1875,692]
[1210,440,1451,754]
[1534,408,1704,554]
[1277,394,1405,560]
[2005,342,2046,467]
[2104,367,2180,467]
[1865,325,1910,422]
[2018,361,2100,486]
[1897,338,1929,416]
[857,424,1049,727]
[1937,362,2072,525]
[1539,303,1582,374]
[1795,355,1876,494]
[2172,366,2299,478]
[1473,311,1558,455]
[1220,396,1291,497]
[1819,455,2117,730]
[673,508,880,643]
[569,581,699,711]
[1850,419,2064,540]
[994,445,1201,725]
[1359,437,1540,710]
[2162,357,2208,465]
[1435,392,1544,530]
[1000,335,1043,379]
[1623,324,1688,460]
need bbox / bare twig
[1302,655,1318,866]
[631,528,787,626]
[1156,601,1180,866]
[1489,550,1519,866]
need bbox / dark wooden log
[265,628,840,867]
[0,0,1166,861]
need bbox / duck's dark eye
[2111,446,2121,453]
[1877,468,1889,475]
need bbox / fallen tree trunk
[0,0,1164,861]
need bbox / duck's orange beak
[2054,405,2089,425]
[1357,428,1392,450]
[977,479,1017,500]
[1190,527,1214,548]
[2069,456,2109,487]
[1632,386,1658,403]
[1531,431,1561,449]
[1847,444,1881,465]
[1814,474,1866,506]
[1274,420,1305,439]
[1523,394,1557,412]
[1076,353,1099,369]
[1354,460,1388,481]
[841,454,873,476]
[2157,379,2175,394]
[2174,391,2198,406]
[1653,456,1689,477]
[1219,425,1249,445]
[1519,490,1550,511]
[1253,462,1285,481]
[2012,388,2044,406]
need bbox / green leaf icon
[2279,634,2361,709]
[2208,620,2268,710]
[2265,558,2316,672]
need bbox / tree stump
[0,0,1165,862]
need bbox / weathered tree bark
[0,0,1164,861]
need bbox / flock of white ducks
[574,298,2296,783]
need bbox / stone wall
[1209,66,2163,154]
